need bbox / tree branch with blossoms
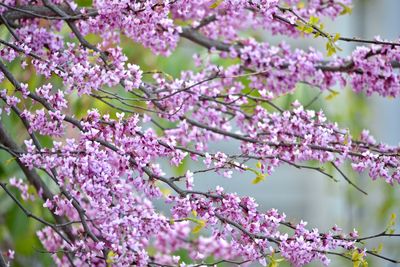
[0,0,400,266]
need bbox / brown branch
[0,14,20,41]
[0,3,97,22]
[0,59,108,261]
[0,183,72,246]
[331,162,368,195]
[0,121,77,255]
[276,6,400,47]
[41,0,107,62]
[0,249,7,267]
[366,250,400,264]
[1,3,400,52]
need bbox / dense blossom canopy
[0,0,399,267]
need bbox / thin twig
[331,162,368,195]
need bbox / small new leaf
[247,167,267,184]
[387,213,397,234]
[106,251,117,266]
[192,210,198,217]
[333,33,341,42]
[252,173,266,184]
[304,26,314,34]
[326,41,336,56]
[343,133,350,145]
[210,0,223,9]
[338,3,353,15]
[308,16,319,25]
[256,161,262,169]
[371,243,383,254]
[352,250,368,267]
[296,2,305,9]
[325,90,340,100]
[192,219,206,233]
[267,254,284,267]
[185,217,206,233]
[160,187,171,197]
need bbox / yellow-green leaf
[333,33,341,42]
[338,3,353,15]
[106,251,117,266]
[390,213,396,223]
[210,0,223,9]
[296,2,305,9]
[326,41,337,56]
[268,254,284,267]
[164,72,174,81]
[387,213,397,233]
[343,133,350,145]
[377,243,383,253]
[256,161,262,169]
[352,250,368,267]
[192,219,206,233]
[296,25,305,32]
[185,217,207,233]
[325,90,340,101]
[309,16,319,25]
[304,26,314,34]
[252,173,266,184]
[159,187,171,197]
[372,243,383,254]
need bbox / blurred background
[0,0,399,266]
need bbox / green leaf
[343,133,350,145]
[296,2,305,9]
[267,254,284,267]
[191,218,206,233]
[210,0,223,9]
[246,167,267,184]
[325,40,341,56]
[296,24,305,32]
[387,213,397,234]
[338,3,353,15]
[192,220,206,233]
[256,161,262,169]
[185,217,207,233]
[389,213,396,225]
[325,90,340,101]
[252,173,266,184]
[352,250,368,267]
[308,16,320,25]
[304,26,314,34]
[159,187,172,197]
[76,0,93,6]
[371,243,383,254]
[106,251,117,266]
[192,210,198,217]
[333,33,341,42]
